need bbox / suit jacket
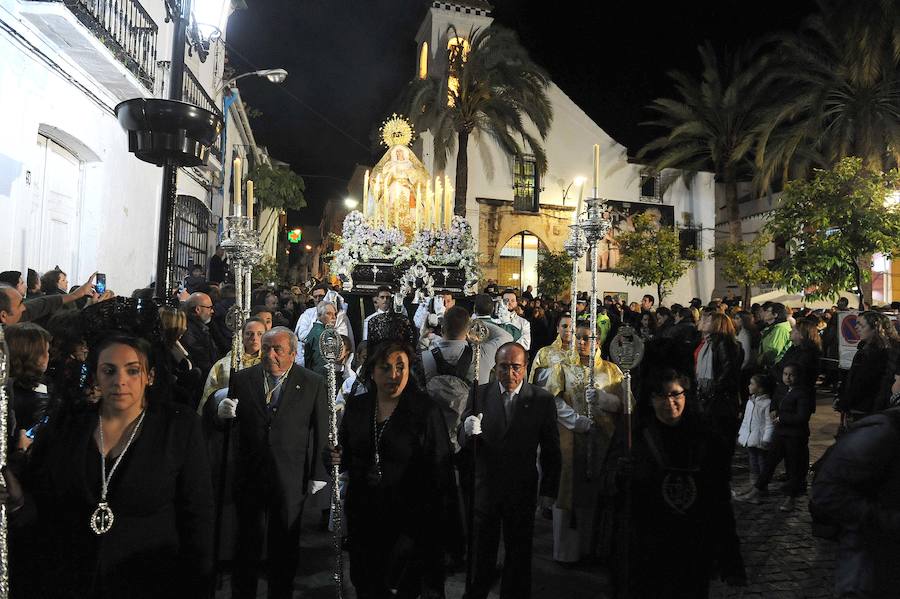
[459,381,561,506]
[14,401,213,598]
[181,314,220,381]
[229,363,328,525]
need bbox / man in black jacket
[181,292,220,388]
[215,327,328,599]
[460,342,561,599]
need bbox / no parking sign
[837,311,860,369]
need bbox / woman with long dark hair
[327,315,459,598]
[837,311,899,421]
[3,334,214,598]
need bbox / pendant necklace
[91,410,146,535]
[371,398,392,484]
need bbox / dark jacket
[810,408,900,598]
[228,364,328,526]
[12,401,213,598]
[11,380,54,432]
[604,410,745,597]
[458,381,561,506]
[772,342,821,405]
[697,334,744,427]
[208,253,228,284]
[838,341,892,415]
[774,385,813,438]
[180,313,219,382]
[340,388,461,591]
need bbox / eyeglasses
[199,305,213,309]
[312,294,325,301]
[496,364,525,373]
[654,390,685,400]
[576,335,592,341]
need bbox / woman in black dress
[328,336,459,599]
[4,334,214,598]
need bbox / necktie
[504,391,516,425]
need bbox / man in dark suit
[215,326,329,599]
[460,342,561,599]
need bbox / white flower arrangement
[329,212,481,291]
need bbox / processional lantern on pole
[463,317,489,596]
[318,325,345,598]
[609,324,644,451]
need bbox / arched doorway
[498,231,546,293]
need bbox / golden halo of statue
[381,113,414,148]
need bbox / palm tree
[636,42,776,243]
[755,0,900,188]
[407,25,553,217]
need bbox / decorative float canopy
[330,114,479,296]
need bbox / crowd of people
[1,261,899,598]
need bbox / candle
[394,186,400,228]
[434,177,443,230]
[246,180,254,222]
[415,183,421,232]
[233,156,242,216]
[425,179,432,229]
[444,176,453,229]
[362,170,369,217]
[373,175,381,222]
[592,144,600,198]
[576,178,585,222]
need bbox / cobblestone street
[217,391,842,598]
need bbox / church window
[640,173,660,201]
[513,155,540,212]
[418,42,428,79]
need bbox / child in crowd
[736,374,776,495]
[739,363,814,511]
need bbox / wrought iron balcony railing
[157,61,224,157]
[41,0,159,90]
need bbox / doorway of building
[498,231,545,294]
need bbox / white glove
[464,413,484,436]
[308,480,327,495]
[217,398,238,419]
[574,415,593,433]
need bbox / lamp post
[561,176,586,207]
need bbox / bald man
[181,292,220,386]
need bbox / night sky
[225,0,818,226]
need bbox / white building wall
[0,0,235,294]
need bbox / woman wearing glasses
[544,323,624,563]
[604,368,745,598]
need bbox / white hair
[263,326,298,353]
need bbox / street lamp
[343,197,359,209]
[562,176,586,206]
[216,69,289,94]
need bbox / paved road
[216,391,842,599]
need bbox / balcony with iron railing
[21,0,158,99]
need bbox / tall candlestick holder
[221,215,264,369]
[0,328,9,597]
[577,197,612,440]
[563,223,587,354]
